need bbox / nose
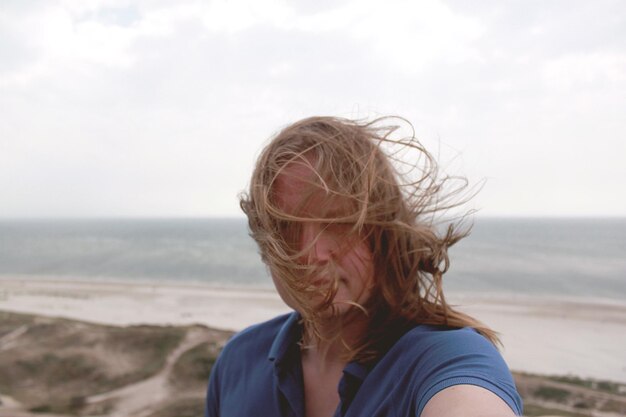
[300,223,335,263]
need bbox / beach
[1,276,625,384]
[2,276,626,417]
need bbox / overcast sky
[1,0,625,218]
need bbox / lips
[310,275,346,288]
[311,278,329,287]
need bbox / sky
[1,0,625,218]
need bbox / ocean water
[0,218,625,300]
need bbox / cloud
[1,0,625,217]
[543,52,626,89]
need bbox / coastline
[1,276,626,384]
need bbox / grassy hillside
[0,311,624,417]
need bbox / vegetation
[523,404,589,417]
[0,310,35,337]
[0,312,184,407]
[546,374,626,396]
[2,311,626,417]
[146,398,205,417]
[169,341,221,390]
[28,396,88,416]
[102,324,185,387]
[533,386,571,402]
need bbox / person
[205,116,522,417]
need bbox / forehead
[272,159,347,217]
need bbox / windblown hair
[240,116,497,363]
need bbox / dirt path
[0,324,28,351]
[86,327,213,417]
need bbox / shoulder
[388,325,523,415]
[385,324,503,371]
[387,325,502,363]
[397,325,500,360]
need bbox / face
[271,159,375,316]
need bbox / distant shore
[1,276,626,384]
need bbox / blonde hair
[240,116,498,362]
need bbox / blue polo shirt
[205,312,522,417]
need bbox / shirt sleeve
[413,328,523,416]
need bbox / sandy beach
[1,276,626,384]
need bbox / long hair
[240,116,498,362]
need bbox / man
[206,117,522,416]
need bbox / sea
[1,217,625,301]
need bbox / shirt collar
[268,311,302,367]
[343,361,369,381]
[267,311,382,380]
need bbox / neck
[301,310,369,366]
